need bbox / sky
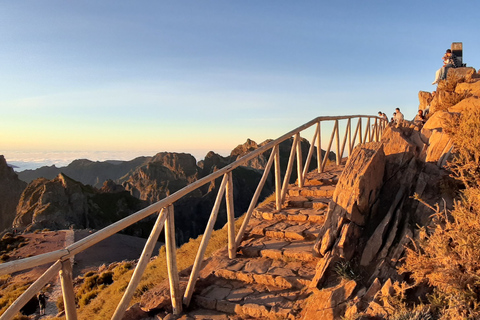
[1,1,480,170]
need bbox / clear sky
[1,1,479,169]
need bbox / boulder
[122,303,150,320]
[447,67,476,82]
[418,91,433,111]
[425,129,452,164]
[332,142,385,226]
[455,80,480,98]
[140,279,188,313]
[448,96,480,113]
[336,222,362,261]
[380,127,417,179]
[301,280,357,320]
[423,111,455,130]
[314,142,385,256]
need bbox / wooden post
[352,117,361,150]
[302,123,319,181]
[364,118,371,143]
[335,120,340,165]
[340,118,351,161]
[184,174,228,306]
[280,134,299,205]
[358,117,363,144]
[295,133,303,188]
[226,172,236,259]
[0,261,62,320]
[321,121,337,172]
[165,205,182,314]
[111,208,168,320]
[60,260,77,320]
[348,118,352,156]
[316,122,322,173]
[235,147,276,247]
[274,145,282,210]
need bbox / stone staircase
[187,164,345,320]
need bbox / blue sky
[1,1,479,168]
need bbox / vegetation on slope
[51,214,246,320]
[400,102,480,318]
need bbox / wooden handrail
[0,115,387,320]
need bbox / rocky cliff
[13,173,148,234]
[0,156,27,232]
[304,67,480,319]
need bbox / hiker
[390,112,396,125]
[378,111,388,122]
[38,292,46,315]
[382,112,388,122]
[413,109,426,127]
[394,108,404,125]
[432,49,458,85]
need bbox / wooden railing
[0,115,387,320]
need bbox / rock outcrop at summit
[0,156,27,232]
[306,67,480,319]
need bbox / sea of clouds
[4,149,227,172]
[5,150,157,172]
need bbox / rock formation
[304,67,480,319]
[13,173,148,234]
[17,157,151,188]
[121,152,201,203]
[0,155,27,232]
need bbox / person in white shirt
[394,108,404,126]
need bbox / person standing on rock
[38,292,46,315]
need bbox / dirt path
[43,229,74,318]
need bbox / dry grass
[0,275,32,318]
[48,214,246,320]
[400,107,480,319]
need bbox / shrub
[334,260,361,282]
[79,290,99,307]
[400,106,480,319]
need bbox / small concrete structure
[451,42,465,66]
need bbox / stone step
[303,176,338,186]
[246,218,323,242]
[283,196,331,210]
[253,207,327,224]
[222,256,315,287]
[288,185,336,198]
[184,308,237,320]
[192,281,304,320]
[239,238,319,263]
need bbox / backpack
[452,54,461,68]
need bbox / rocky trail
[182,164,345,320]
